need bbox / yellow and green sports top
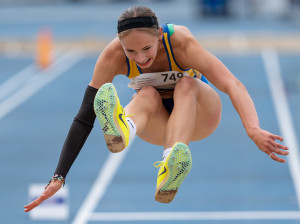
[126,24,208,92]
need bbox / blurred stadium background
[1,0,300,224]
[1,0,300,55]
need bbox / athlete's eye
[143,46,151,51]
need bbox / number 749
[161,72,184,82]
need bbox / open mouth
[136,58,151,67]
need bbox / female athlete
[24,5,289,211]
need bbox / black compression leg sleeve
[54,85,98,178]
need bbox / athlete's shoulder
[96,37,127,75]
[102,37,126,62]
[170,25,196,50]
[173,24,193,36]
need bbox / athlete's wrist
[45,174,65,189]
[246,126,260,139]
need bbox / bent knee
[175,76,197,94]
[136,86,162,107]
[138,86,160,99]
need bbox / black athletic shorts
[162,98,174,114]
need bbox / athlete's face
[120,29,162,68]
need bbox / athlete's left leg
[164,76,222,148]
[154,76,221,203]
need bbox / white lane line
[0,49,83,120]
[0,50,58,102]
[262,48,300,208]
[89,211,300,221]
[72,143,132,224]
[0,64,34,102]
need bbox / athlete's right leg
[94,83,170,152]
[124,86,170,146]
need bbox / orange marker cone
[36,28,53,69]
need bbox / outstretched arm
[173,25,289,162]
[223,75,289,162]
[24,38,127,212]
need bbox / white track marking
[262,47,300,208]
[89,211,300,221]
[0,49,83,120]
[0,50,57,102]
[72,144,132,224]
[0,64,34,102]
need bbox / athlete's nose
[134,53,147,64]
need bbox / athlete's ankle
[125,117,136,146]
[162,148,172,161]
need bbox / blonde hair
[117,6,160,39]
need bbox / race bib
[128,71,189,92]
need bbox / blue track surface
[0,2,300,224]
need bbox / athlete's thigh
[191,79,222,141]
[130,99,170,146]
[124,90,170,146]
[139,109,170,146]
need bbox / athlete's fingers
[24,181,62,212]
[269,152,286,163]
[24,195,45,212]
[269,144,289,156]
[273,147,289,156]
[271,134,283,142]
[267,137,289,155]
[272,141,289,151]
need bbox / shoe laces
[153,160,164,168]
[122,108,135,118]
[125,113,135,118]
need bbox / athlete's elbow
[225,79,247,95]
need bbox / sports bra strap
[167,24,174,36]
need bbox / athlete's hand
[24,180,63,212]
[248,127,289,163]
